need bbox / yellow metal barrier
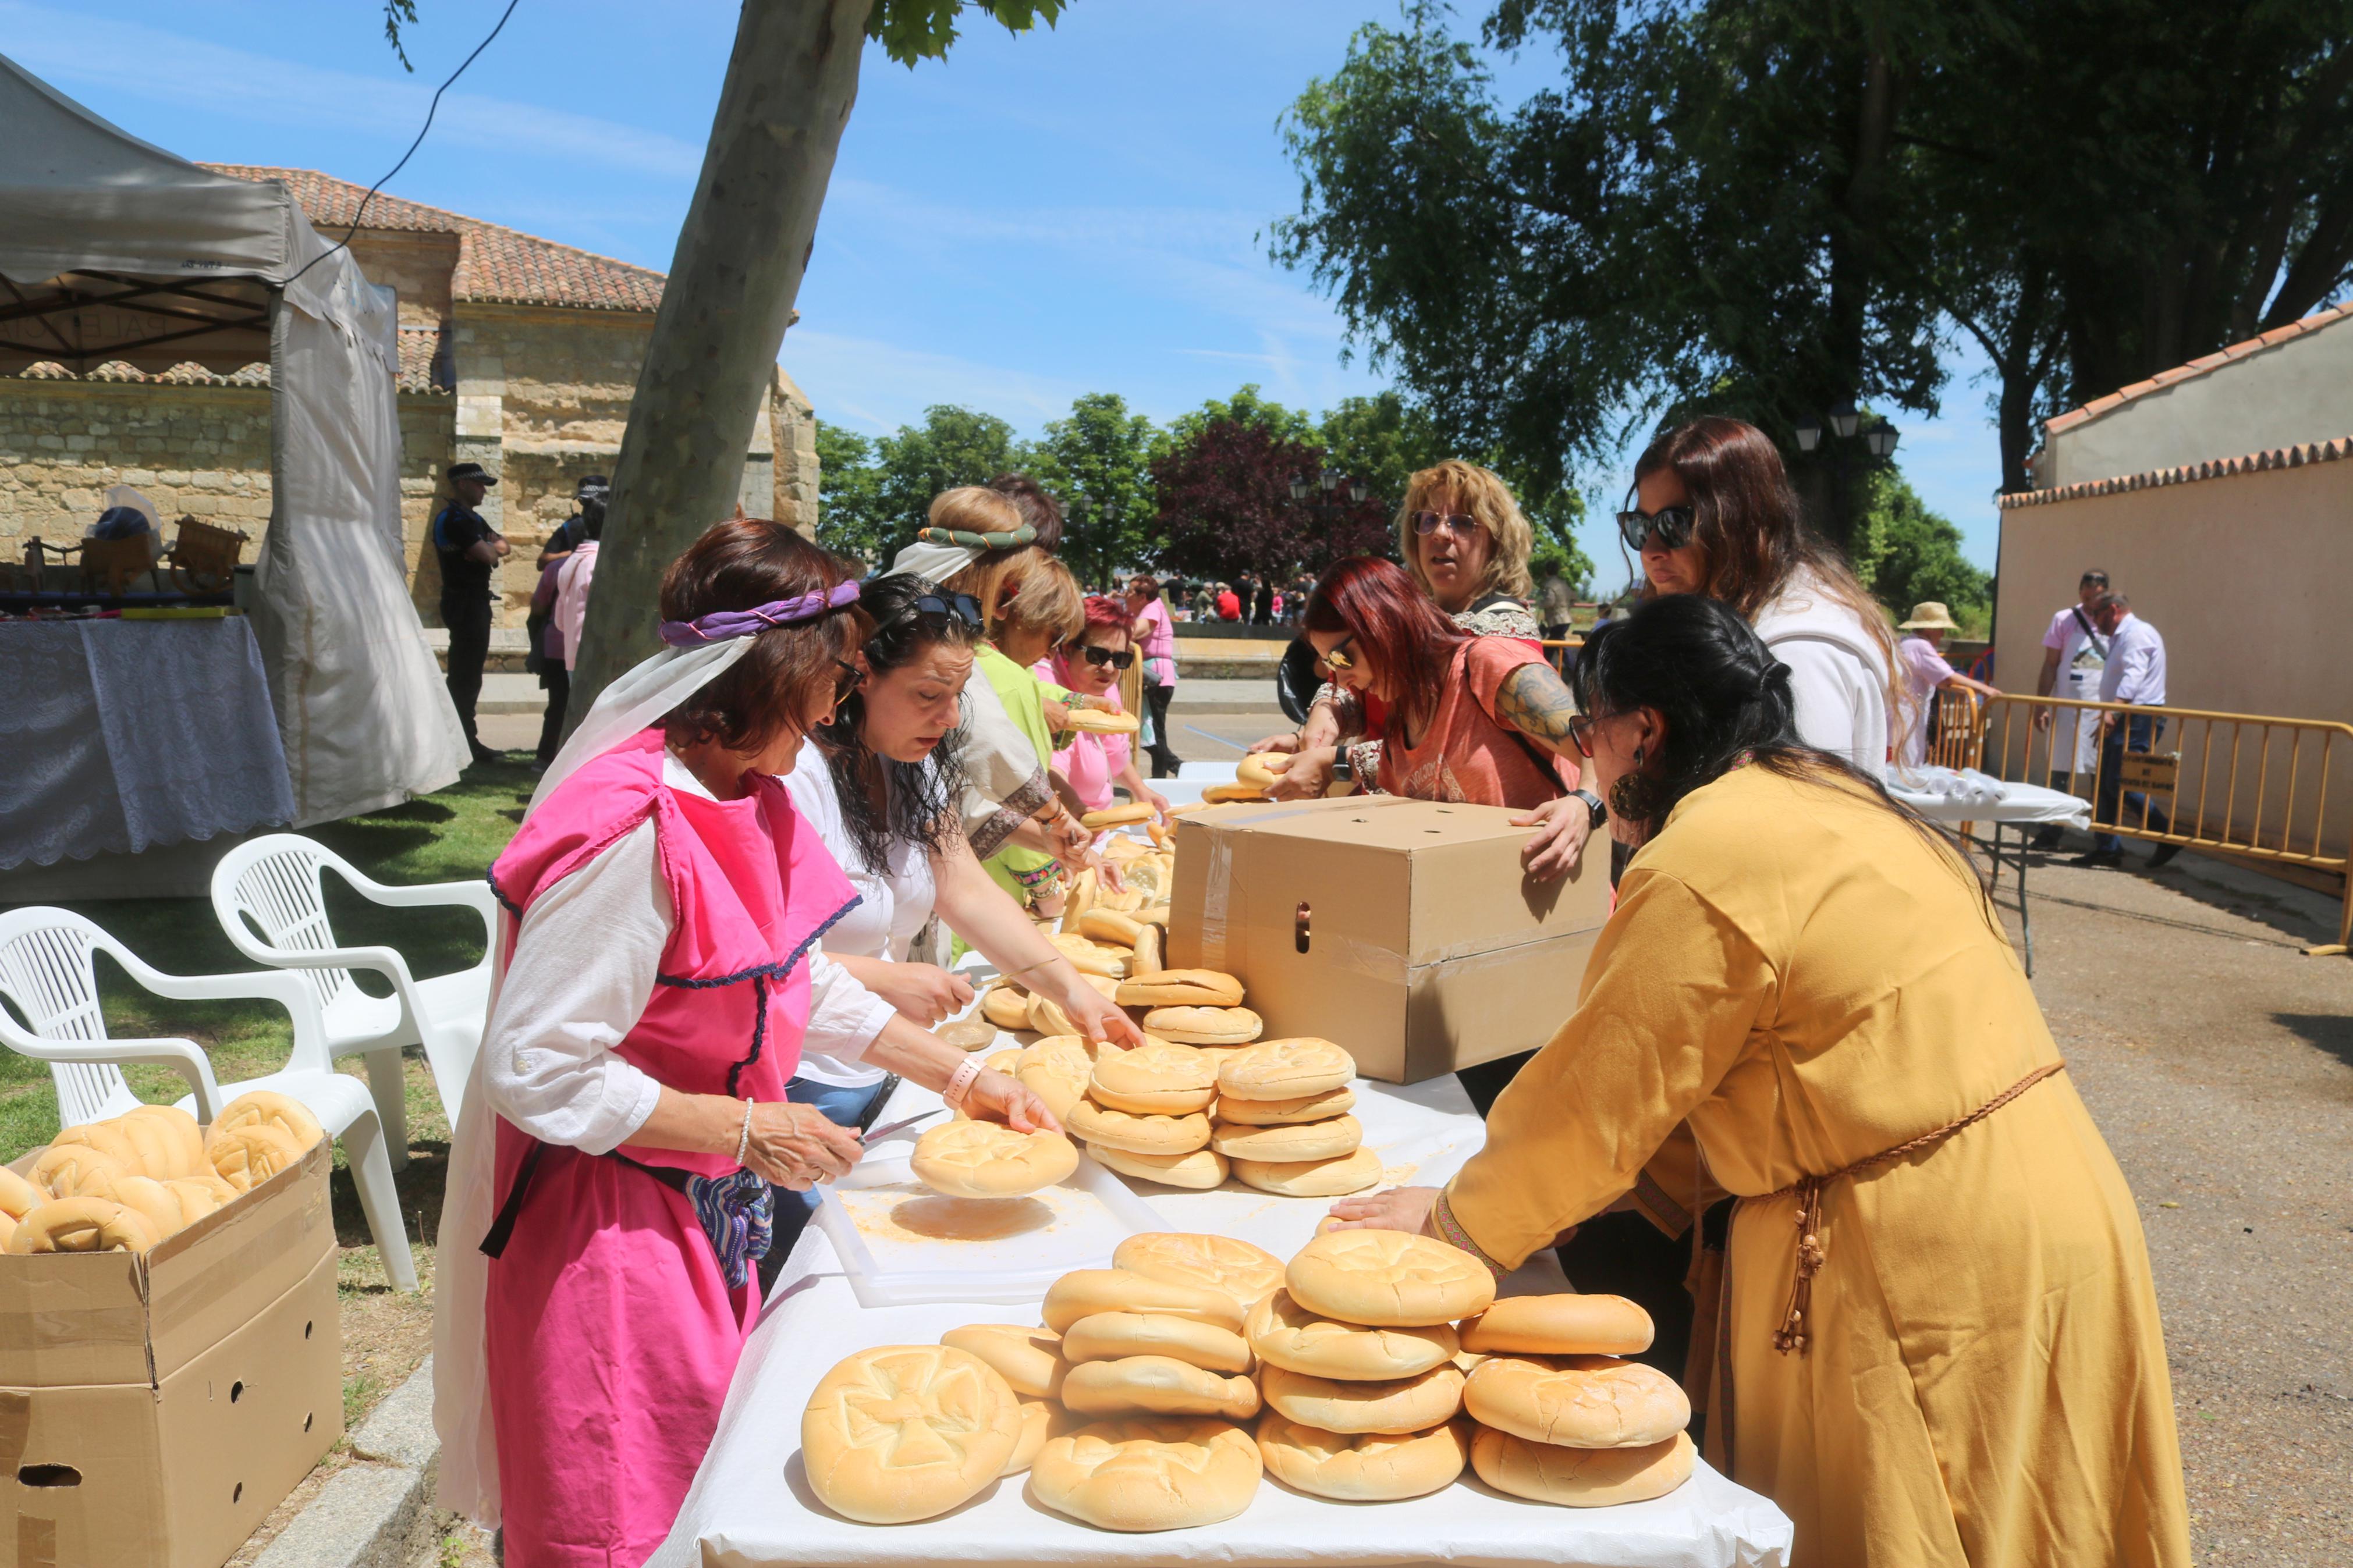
[1974,692,2353,955]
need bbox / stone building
[0,164,821,630]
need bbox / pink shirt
[1133,597,1176,686]
[1035,656,1133,814]
[553,541,599,671]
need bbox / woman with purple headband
[431,518,1062,1568]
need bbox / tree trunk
[567,0,871,726]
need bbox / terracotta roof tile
[1999,434,2353,508]
[2043,302,2353,436]
[204,164,666,314]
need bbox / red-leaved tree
[1148,416,1393,581]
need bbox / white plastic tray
[812,1146,1170,1307]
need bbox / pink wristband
[943,1055,985,1109]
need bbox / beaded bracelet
[735,1097,755,1168]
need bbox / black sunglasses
[1616,504,1697,553]
[830,659,865,708]
[1073,644,1134,670]
[903,591,982,628]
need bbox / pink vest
[488,728,857,1172]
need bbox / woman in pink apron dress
[432,520,1059,1568]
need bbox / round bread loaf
[0,1211,14,1251]
[1081,802,1155,829]
[106,1175,184,1242]
[1065,707,1141,735]
[1089,1043,1216,1114]
[1003,1397,1070,1476]
[1461,1354,1690,1449]
[935,1015,998,1053]
[1062,1311,1254,1374]
[32,1142,129,1199]
[1014,1037,1095,1119]
[1218,1038,1355,1101]
[0,1165,41,1220]
[1231,1147,1384,1197]
[939,1324,1068,1399]
[1214,1086,1355,1125]
[1028,1416,1261,1532]
[1259,1362,1465,1435]
[1048,938,1127,981]
[1130,923,1165,976]
[1078,908,1146,947]
[52,1119,141,1169]
[1043,1268,1245,1334]
[1468,1427,1695,1508]
[1085,1143,1229,1190]
[1287,1229,1496,1327]
[119,1105,205,1178]
[1209,1114,1362,1162]
[1256,1415,1468,1502]
[214,1090,324,1153]
[981,984,1032,1030]
[207,1123,304,1192]
[1199,782,1266,803]
[800,1345,1021,1523]
[1235,752,1290,791]
[164,1176,229,1226]
[1061,1356,1259,1420]
[910,1122,1079,1199]
[1114,1232,1286,1311]
[1062,1101,1210,1157]
[1140,1007,1263,1046]
[1246,1288,1458,1381]
[1064,865,1099,924]
[7,1196,159,1255]
[1115,969,1244,1009]
[981,1047,1023,1075]
[1458,1293,1655,1357]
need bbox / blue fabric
[2094,711,2171,853]
[682,1166,775,1290]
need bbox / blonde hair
[928,485,1046,627]
[996,556,1084,642]
[1396,461,1535,602]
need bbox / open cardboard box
[0,1138,345,1568]
[1168,795,1610,1082]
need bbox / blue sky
[9,0,2007,578]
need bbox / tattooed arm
[1491,659,1592,881]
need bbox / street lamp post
[1791,403,1898,549]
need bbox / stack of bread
[1454,1292,1694,1506]
[1208,1038,1379,1196]
[1,1090,324,1256]
[1111,968,1260,1057]
[1062,1036,1226,1190]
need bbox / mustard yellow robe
[1441,765,2189,1568]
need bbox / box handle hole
[304,1320,314,1339]
[304,1412,314,1432]
[233,1482,243,1504]
[17,1464,80,1488]
[229,1381,244,1403]
[1293,901,1311,954]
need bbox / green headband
[916,522,1038,552]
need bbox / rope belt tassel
[1770,1060,2067,1356]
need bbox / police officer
[434,461,509,766]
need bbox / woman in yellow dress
[1332,593,2189,1567]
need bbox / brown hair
[657,517,864,757]
[1396,461,1535,602]
[1632,415,1897,705]
[986,473,1066,553]
[999,556,1084,642]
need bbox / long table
[649,1052,1794,1568]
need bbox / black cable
[281,0,523,290]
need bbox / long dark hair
[1303,556,1468,740]
[1575,594,1985,902]
[814,574,974,874]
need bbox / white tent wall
[1,54,465,826]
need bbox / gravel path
[2004,842,2352,1565]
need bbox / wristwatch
[1332,753,1354,784]
[1571,788,1607,829]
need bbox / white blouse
[477,754,889,1149]
[782,745,938,1089]
[1751,567,1894,780]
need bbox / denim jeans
[2094,712,2171,853]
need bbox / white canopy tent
[0,55,465,826]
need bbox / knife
[862,1107,950,1143]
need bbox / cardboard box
[1169,795,1611,1083]
[0,1140,345,1568]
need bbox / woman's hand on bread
[1246,731,1303,756]
[1265,746,1336,801]
[1325,1184,1439,1237]
[1509,796,1591,881]
[744,1101,866,1190]
[1057,980,1149,1051]
[961,1070,1064,1135]
[866,962,976,1027]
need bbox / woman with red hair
[1274,557,1597,881]
[1042,595,1170,822]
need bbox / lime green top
[977,643,1067,904]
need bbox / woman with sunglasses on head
[1328,593,2188,1568]
[1044,595,1173,823]
[434,519,1062,1568]
[1254,461,1541,794]
[1620,417,1897,777]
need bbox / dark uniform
[434,498,500,755]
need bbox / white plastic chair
[211,834,495,1157]
[0,906,417,1292]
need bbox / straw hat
[1897,601,1958,632]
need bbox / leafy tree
[1149,416,1390,584]
[1161,385,1321,450]
[813,421,889,566]
[1852,468,1989,622]
[1517,481,1594,597]
[871,405,1018,553]
[1316,392,1449,507]
[1020,393,1160,590]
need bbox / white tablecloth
[0,618,294,870]
[1887,766,2091,827]
[650,1066,1794,1568]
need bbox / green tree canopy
[1018,393,1162,591]
[1853,468,1990,627]
[812,421,890,566]
[871,404,1017,553]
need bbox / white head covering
[526,641,751,816]
[879,536,982,586]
